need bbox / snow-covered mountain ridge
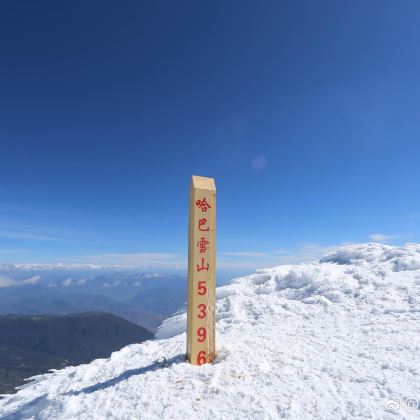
[1,243,419,419]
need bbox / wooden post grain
[187,175,216,365]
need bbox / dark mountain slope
[0,347,67,395]
[0,312,153,395]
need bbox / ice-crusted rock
[321,242,420,271]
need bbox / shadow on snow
[66,353,186,396]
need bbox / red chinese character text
[197,237,209,253]
[198,218,209,231]
[196,258,210,272]
[196,198,211,212]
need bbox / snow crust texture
[1,243,419,419]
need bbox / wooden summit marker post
[187,175,216,365]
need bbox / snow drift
[1,243,419,419]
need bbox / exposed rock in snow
[1,243,419,419]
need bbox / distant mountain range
[0,269,234,332]
[0,312,153,395]
[0,271,188,332]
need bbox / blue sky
[1,1,420,272]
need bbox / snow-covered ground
[1,243,419,419]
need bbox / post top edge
[191,175,216,190]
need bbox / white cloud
[0,219,106,244]
[0,229,60,241]
[143,273,165,279]
[102,280,121,288]
[251,155,267,170]
[61,277,87,287]
[369,234,393,242]
[83,252,186,270]
[222,252,267,257]
[272,248,287,255]
[0,262,107,271]
[0,275,40,288]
